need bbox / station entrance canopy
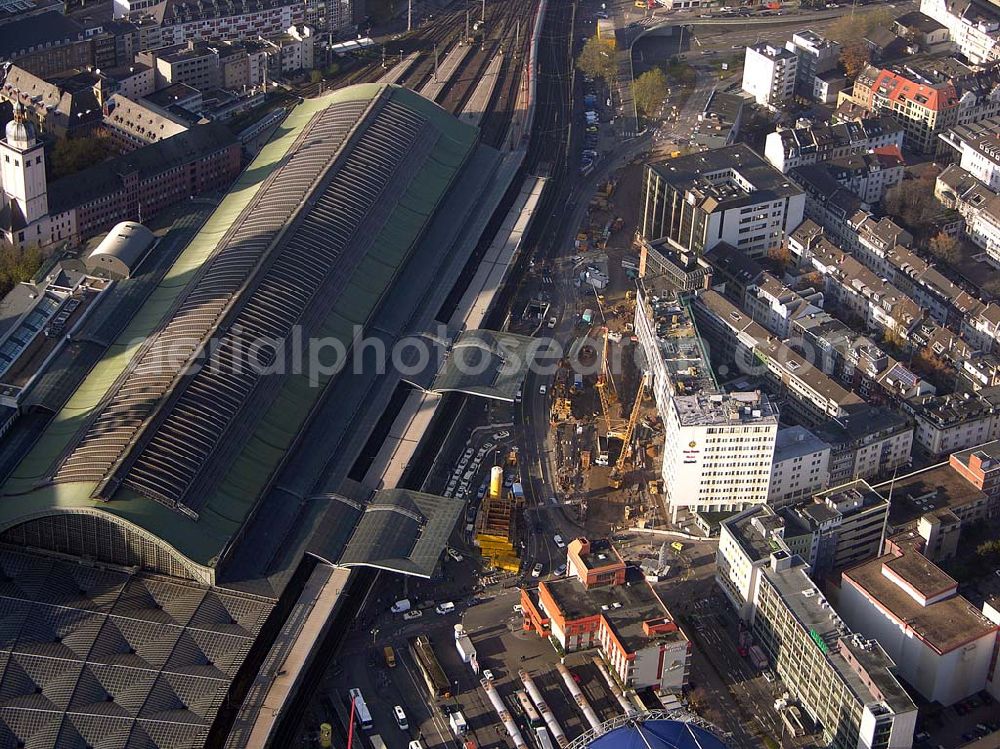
[309,487,464,578]
[426,329,537,401]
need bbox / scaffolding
[474,485,524,572]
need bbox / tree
[49,136,109,180]
[768,244,792,270]
[310,69,323,84]
[882,178,939,238]
[577,36,616,83]
[928,232,961,264]
[840,42,871,80]
[0,246,41,298]
[633,67,667,118]
[976,539,1000,565]
[827,7,893,44]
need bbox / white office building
[742,43,798,109]
[662,391,778,522]
[634,283,778,523]
[641,145,805,260]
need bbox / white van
[391,599,411,614]
[435,601,456,615]
[394,705,408,730]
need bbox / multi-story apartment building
[879,443,1000,564]
[101,94,190,152]
[910,388,1000,457]
[519,538,691,693]
[853,213,982,329]
[753,554,917,749]
[128,0,312,50]
[764,117,903,174]
[936,164,1000,267]
[717,512,917,749]
[743,272,823,339]
[814,409,915,487]
[920,0,1000,65]
[633,281,778,522]
[785,30,840,98]
[789,481,890,577]
[963,303,1000,353]
[742,43,798,109]
[791,149,905,206]
[839,541,999,707]
[848,65,957,154]
[718,487,890,618]
[847,58,1000,154]
[938,116,1000,191]
[262,24,315,73]
[641,145,804,259]
[768,426,831,508]
[792,311,934,406]
[804,233,924,342]
[140,40,222,90]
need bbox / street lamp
[371,627,379,646]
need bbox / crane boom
[610,373,647,487]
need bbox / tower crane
[609,373,648,490]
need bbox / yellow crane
[609,373,648,489]
[595,327,624,438]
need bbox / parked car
[532,563,543,577]
[435,601,456,615]
[403,609,423,620]
[554,535,565,548]
[447,548,464,562]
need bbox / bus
[370,736,388,749]
[384,646,396,668]
[515,690,543,728]
[535,727,554,749]
[409,635,452,699]
[347,688,374,731]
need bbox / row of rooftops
[855,53,1000,113]
[805,228,924,332]
[790,219,982,367]
[696,288,865,411]
[940,114,1000,161]
[912,386,1000,428]
[770,116,903,160]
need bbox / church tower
[0,102,48,226]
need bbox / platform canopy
[431,329,538,401]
